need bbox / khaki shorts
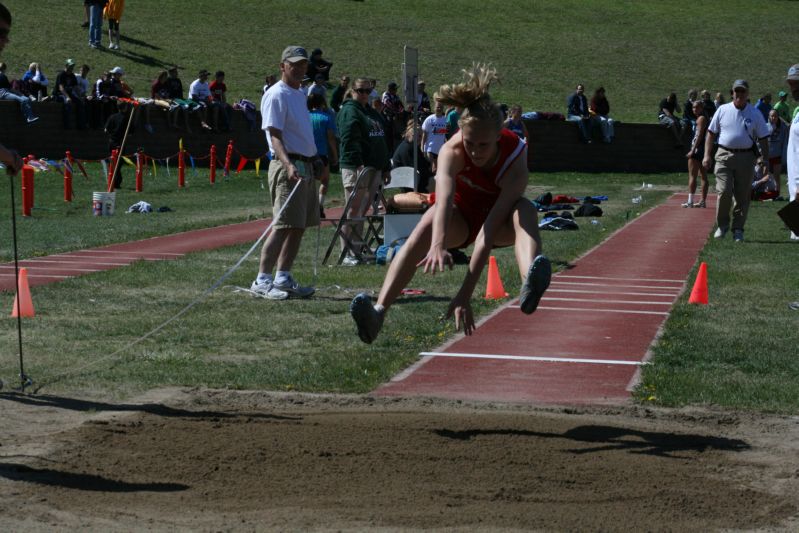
[341,166,379,190]
[268,159,320,229]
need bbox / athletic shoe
[273,276,315,298]
[26,116,40,124]
[519,255,551,315]
[714,227,727,239]
[693,200,706,208]
[249,280,289,300]
[790,232,799,241]
[342,255,360,267]
[733,229,744,242]
[350,293,384,344]
[681,201,693,208]
[789,301,799,311]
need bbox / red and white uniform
[431,128,526,246]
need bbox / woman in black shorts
[684,100,708,208]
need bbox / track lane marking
[420,352,647,366]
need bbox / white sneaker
[273,277,315,298]
[714,227,727,239]
[250,280,289,300]
[681,201,693,208]
[341,255,360,266]
[791,232,799,241]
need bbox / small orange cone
[688,262,708,305]
[10,267,35,317]
[485,256,509,299]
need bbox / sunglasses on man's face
[355,88,371,94]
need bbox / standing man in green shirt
[773,90,793,124]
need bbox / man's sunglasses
[354,88,371,94]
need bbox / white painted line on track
[55,253,173,261]
[509,305,670,316]
[542,297,673,306]
[0,265,108,272]
[14,259,131,266]
[547,288,678,297]
[556,274,684,284]
[420,352,647,366]
[0,273,71,279]
[75,250,184,256]
[551,280,682,291]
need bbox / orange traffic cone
[10,267,35,317]
[485,256,509,299]
[688,262,708,305]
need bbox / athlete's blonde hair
[435,63,503,132]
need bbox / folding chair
[321,168,380,265]
[369,166,425,247]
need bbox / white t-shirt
[188,79,211,101]
[708,102,770,149]
[787,113,799,199]
[261,80,316,157]
[421,114,448,154]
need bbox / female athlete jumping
[351,64,551,343]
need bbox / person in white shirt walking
[703,79,770,242]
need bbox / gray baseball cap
[732,79,749,90]
[786,64,799,81]
[281,46,308,63]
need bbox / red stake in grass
[135,149,143,192]
[209,144,217,184]
[224,140,233,179]
[63,151,73,202]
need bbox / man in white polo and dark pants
[784,64,799,241]
[250,45,319,299]
[703,79,770,242]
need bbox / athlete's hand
[417,246,453,274]
[446,296,475,335]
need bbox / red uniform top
[432,128,527,247]
[209,80,226,102]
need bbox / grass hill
[2,0,796,123]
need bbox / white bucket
[92,191,116,216]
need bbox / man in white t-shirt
[703,79,770,242]
[421,101,448,173]
[784,64,799,242]
[250,46,319,300]
[188,69,213,130]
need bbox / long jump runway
[374,194,717,406]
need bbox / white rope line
[29,179,306,391]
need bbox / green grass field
[2,1,799,412]
[2,0,797,123]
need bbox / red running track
[374,193,717,406]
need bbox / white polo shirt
[787,113,799,199]
[708,102,770,149]
[261,80,316,158]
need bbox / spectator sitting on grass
[682,89,698,128]
[503,104,528,142]
[751,159,778,200]
[21,62,49,100]
[188,69,215,131]
[208,70,232,131]
[0,61,39,123]
[53,58,87,129]
[700,89,716,118]
[567,83,593,143]
[589,87,614,143]
[307,48,332,82]
[658,91,683,146]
